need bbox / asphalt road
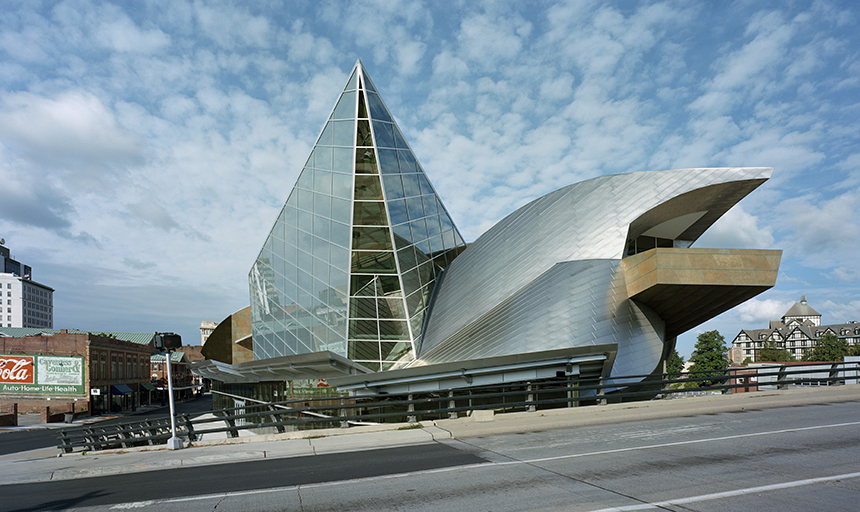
[0,394,212,456]
[0,443,484,511]
[2,396,858,511]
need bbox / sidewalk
[0,385,857,486]
[1,403,169,432]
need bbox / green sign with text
[0,354,85,395]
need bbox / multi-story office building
[199,321,217,345]
[0,242,53,329]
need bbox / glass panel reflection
[351,274,375,296]
[372,121,395,148]
[401,174,421,198]
[379,321,409,340]
[353,201,388,226]
[377,149,400,174]
[355,148,379,174]
[358,90,368,118]
[366,92,390,122]
[352,226,393,251]
[333,147,353,172]
[351,251,396,273]
[333,91,355,119]
[349,297,376,318]
[397,150,417,173]
[382,175,405,201]
[333,120,354,146]
[356,119,373,146]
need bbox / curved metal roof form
[416,168,779,378]
[238,61,782,390]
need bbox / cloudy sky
[1,0,858,358]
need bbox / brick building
[150,351,194,401]
[1,328,155,417]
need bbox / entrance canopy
[330,344,617,396]
[110,384,134,395]
[190,350,372,384]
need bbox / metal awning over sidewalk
[189,350,372,384]
[330,344,618,396]
[110,384,134,395]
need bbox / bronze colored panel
[623,248,782,339]
[201,306,253,364]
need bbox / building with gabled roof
[730,297,860,363]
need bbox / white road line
[586,471,860,512]
[110,420,860,509]
[509,420,860,465]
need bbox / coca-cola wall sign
[0,354,85,395]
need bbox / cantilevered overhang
[622,248,782,339]
[190,351,373,384]
[330,344,617,396]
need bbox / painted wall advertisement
[0,354,85,395]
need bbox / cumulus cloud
[0,91,145,173]
[820,300,860,324]
[1,0,859,349]
[734,298,796,324]
[696,205,775,249]
[778,192,860,263]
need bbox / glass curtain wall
[250,61,467,370]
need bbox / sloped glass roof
[250,61,467,370]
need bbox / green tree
[666,349,685,375]
[759,339,792,362]
[802,332,849,361]
[688,330,729,387]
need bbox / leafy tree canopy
[759,339,793,362]
[667,349,685,375]
[688,330,728,386]
[802,332,849,362]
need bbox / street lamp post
[164,349,183,450]
[155,332,184,450]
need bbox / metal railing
[58,361,859,453]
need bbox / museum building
[193,61,782,397]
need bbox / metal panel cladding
[418,168,772,377]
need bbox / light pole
[155,332,184,450]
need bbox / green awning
[140,382,156,391]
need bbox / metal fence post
[407,393,416,423]
[597,378,607,405]
[448,391,457,419]
[526,384,536,412]
[340,398,349,428]
[777,364,787,390]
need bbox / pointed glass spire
[249,61,467,370]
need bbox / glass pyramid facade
[250,61,467,371]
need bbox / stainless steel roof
[418,167,773,378]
